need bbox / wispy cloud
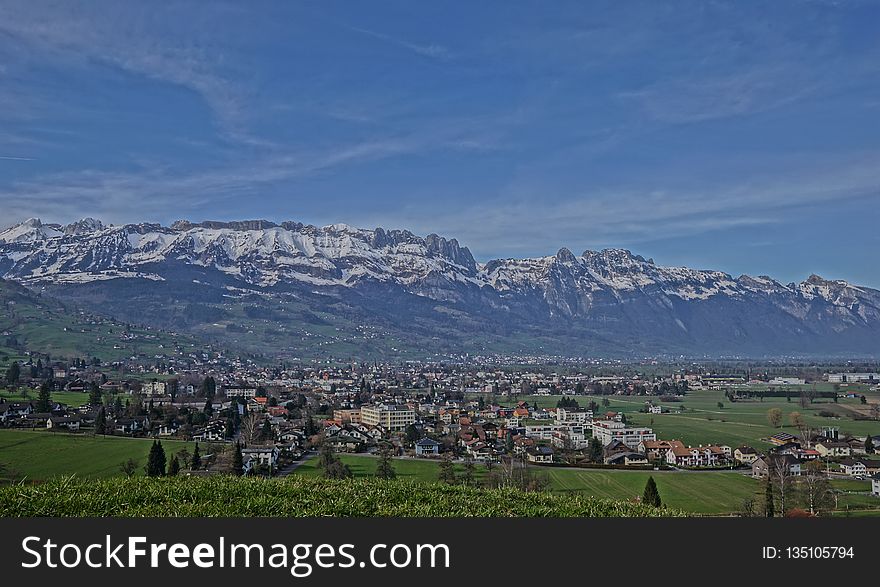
[374,153,880,258]
[0,132,449,223]
[0,155,35,161]
[346,25,452,60]
[0,1,261,147]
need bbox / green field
[0,389,91,407]
[295,453,490,484]
[0,429,194,479]
[545,468,759,514]
[298,453,880,515]
[502,391,880,449]
[0,278,195,362]
[1,431,876,516]
[296,453,756,514]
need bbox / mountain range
[1,217,878,359]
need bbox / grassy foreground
[296,453,759,515]
[0,430,194,479]
[0,475,682,517]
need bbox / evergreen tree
[588,437,603,462]
[232,441,244,476]
[36,381,52,413]
[191,442,202,470]
[438,453,457,485]
[642,476,662,507]
[375,445,396,480]
[865,435,875,454]
[303,414,318,437]
[404,423,421,444]
[145,440,167,477]
[764,479,775,518]
[94,407,106,435]
[168,454,181,476]
[88,382,103,406]
[200,376,216,399]
[260,419,273,441]
[5,361,20,386]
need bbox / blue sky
[1,0,879,286]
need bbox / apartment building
[360,404,416,431]
[592,420,656,449]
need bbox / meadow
[0,388,91,407]
[1,431,875,515]
[295,453,879,515]
[0,429,194,480]
[501,389,880,449]
[295,453,759,514]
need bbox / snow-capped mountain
[1,217,878,357]
[0,218,478,288]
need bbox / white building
[551,424,589,450]
[555,407,592,424]
[223,386,258,398]
[142,381,167,396]
[827,373,880,384]
[769,377,805,385]
[360,404,416,431]
[591,420,656,449]
[524,424,559,441]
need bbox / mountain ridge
[1,217,878,358]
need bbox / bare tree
[769,456,795,515]
[798,460,834,515]
[239,413,259,445]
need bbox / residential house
[839,458,880,478]
[640,439,684,461]
[605,451,649,466]
[769,432,798,446]
[815,441,851,458]
[0,401,34,423]
[526,446,555,464]
[113,416,150,435]
[415,437,441,456]
[327,434,364,453]
[241,446,280,473]
[872,473,880,497]
[752,454,802,478]
[666,445,728,468]
[734,446,760,465]
[47,415,81,431]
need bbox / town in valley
[2,346,878,516]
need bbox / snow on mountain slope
[1,217,878,326]
[2,217,878,356]
[0,218,479,289]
